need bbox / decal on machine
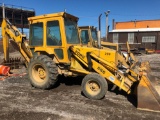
[109,76,115,82]
[105,52,111,56]
[75,50,85,59]
[97,66,105,74]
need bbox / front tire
[28,55,58,89]
[82,73,108,100]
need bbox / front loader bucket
[137,74,160,112]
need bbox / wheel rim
[86,80,101,96]
[32,64,47,83]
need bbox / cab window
[80,30,89,44]
[91,29,98,41]
[30,22,43,46]
[65,19,80,44]
[47,21,62,46]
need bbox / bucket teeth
[2,57,24,69]
[140,61,151,72]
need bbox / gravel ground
[0,53,160,120]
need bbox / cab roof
[79,26,93,29]
[28,12,79,22]
[79,26,96,30]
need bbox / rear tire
[28,55,58,89]
[82,73,108,100]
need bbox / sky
[1,0,160,37]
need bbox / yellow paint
[28,12,80,63]
[1,18,32,62]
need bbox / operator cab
[79,26,98,47]
[79,26,119,52]
[28,12,80,63]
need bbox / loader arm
[70,46,136,93]
[70,46,160,112]
[1,18,32,63]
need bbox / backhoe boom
[1,18,32,63]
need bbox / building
[108,19,160,50]
[0,3,35,38]
[0,4,35,28]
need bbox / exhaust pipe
[97,30,101,49]
[2,3,5,19]
[98,14,102,49]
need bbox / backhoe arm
[1,18,32,63]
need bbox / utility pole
[105,10,110,41]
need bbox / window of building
[128,33,134,43]
[142,36,155,43]
[113,33,119,43]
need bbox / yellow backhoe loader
[78,26,131,63]
[1,12,160,112]
[79,26,119,51]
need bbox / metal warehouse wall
[108,31,160,50]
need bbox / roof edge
[110,28,160,32]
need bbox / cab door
[45,19,65,62]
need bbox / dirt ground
[0,51,160,119]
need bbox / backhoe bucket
[137,73,160,112]
[140,61,151,72]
